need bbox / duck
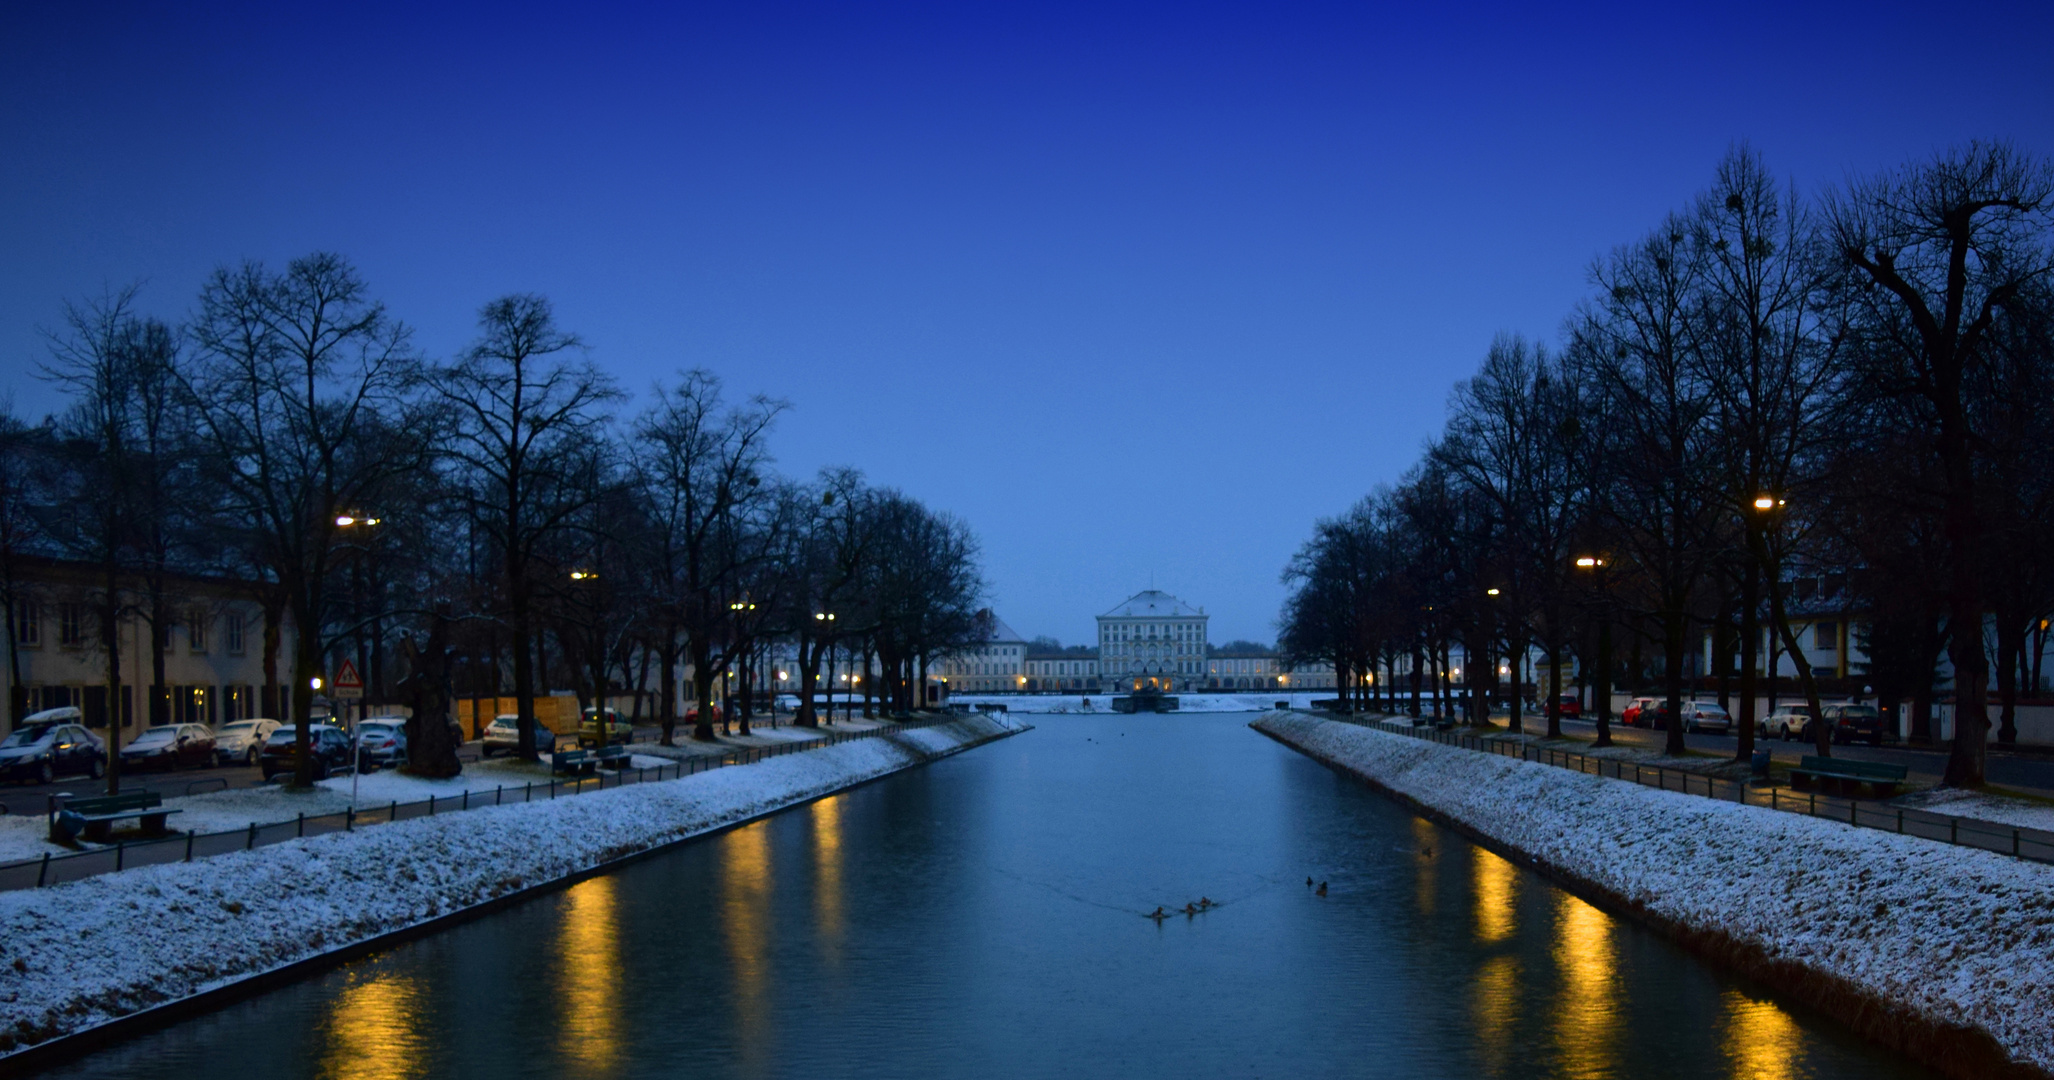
[1183,902,1197,916]
[1199,897,1214,908]
[1316,881,1329,897]
[1149,906,1168,921]
[1306,876,1314,887]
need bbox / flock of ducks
[1145,878,1330,922]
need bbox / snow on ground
[1254,712,2054,1077]
[0,753,675,862]
[947,692,1329,714]
[1894,787,2054,834]
[0,713,1026,1056]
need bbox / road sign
[333,659,365,700]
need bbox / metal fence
[1362,716,2054,865]
[0,715,952,893]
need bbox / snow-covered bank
[0,713,1026,1061]
[1254,712,2054,1080]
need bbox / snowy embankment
[1254,712,2054,1080]
[0,713,1026,1060]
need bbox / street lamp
[1486,587,1501,596]
[569,569,597,581]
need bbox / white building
[1024,651,1098,692]
[1097,590,1210,693]
[934,610,1030,693]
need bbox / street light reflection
[1472,847,1516,944]
[556,875,620,1078]
[320,969,424,1080]
[722,821,773,1066]
[1411,816,1437,916]
[813,796,845,966]
[1722,988,1800,1080]
[1551,892,1617,1078]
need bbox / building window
[12,601,38,647]
[225,613,245,655]
[188,609,208,653]
[59,603,85,647]
[1813,622,1837,651]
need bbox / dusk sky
[4,1,2050,646]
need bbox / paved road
[1536,715,2054,797]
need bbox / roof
[976,610,1028,644]
[1098,590,1205,619]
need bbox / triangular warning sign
[334,659,363,691]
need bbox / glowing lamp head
[1486,588,1501,597]
[1575,556,1599,568]
[1752,495,1776,511]
[334,515,355,527]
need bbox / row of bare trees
[1,254,986,790]
[1280,142,2054,788]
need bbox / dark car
[0,712,105,784]
[119,723,217,772]
[259,724,354,782]
[1821,703,1887,745]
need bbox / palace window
[188,609,208,652]
[225,613,245,654]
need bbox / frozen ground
[1255,712,2054,1077]
[0,752,670,863]
[0,713,1025,1056]
[1894,786,2054,833]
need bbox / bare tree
[1827,142,2054,786]
[436,294,619,761]
[185,254,429,786]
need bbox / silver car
[355,718,410,768]
[1681,701,1732,735]
[481,714,557,757]
[212,718,282,766]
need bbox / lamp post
[568,570,602,751]
[1574,555,1614,748]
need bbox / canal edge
[0,719,1031,1079]
[1250,715,2046,1080]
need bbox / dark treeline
[1279,142,2054,789]
[0,255,987,789]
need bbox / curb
[1251,714,2047,1080]
[0,720,1029,1079]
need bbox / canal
[45,713,1928,1079]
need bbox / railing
[1359,715,2054,866]
[0,715,952,893]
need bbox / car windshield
[219,722,255,734]
[361,723,398,737]
[131,727,177,745]
[265,729,301,745]
[1,724,54,748]
[1842,706,1880,719]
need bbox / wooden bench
[50,791,182,845]
[1788,755,1908,798]
[551,749,596,777]
[593,744,631,770]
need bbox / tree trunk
[510,566,541,760]
[100,561,124,795]
[1662,605,1687,756]
[1995,614,2022,745]
[1735,557,1760,763]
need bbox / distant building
[1098,590,1210,692]
[1024,650,1099,692]
[3,555,294,735]
[934,610,1030,693]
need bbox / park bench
[1788,755,1908,798]
[594,744,631,770]
[48,791,181,845]
[551,749,597,777]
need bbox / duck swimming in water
[1316,881,1328,897]
[1149,906,1168,922]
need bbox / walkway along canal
[37,712,1929,1079]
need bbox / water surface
[46,713,1926,1079]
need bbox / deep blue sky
[4,2,2050,645]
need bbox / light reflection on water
[555,875,620,1078]
[1473,845,1517,943]
[317,971,423,1080]
[1722,988,1802,1080]
[1551,892,1617,1079]
[812,795,845,967]
[722,820,773,1076]
[1411,816,1437,916]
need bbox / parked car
[685,702,722,727]
[120,723,217,772]
[579,708,635,747]
[774,694,800,712]
[1681,701,1732,735]
[259,724,354,781]
[212,718,282,766]
[355,718,410,768]
[1621,697,1659,728]
[1821,703,1887,745]
[1551,694,1583,719]
[1759,706,1814,741]
[481,714,558,757]
[0,710,105,784]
